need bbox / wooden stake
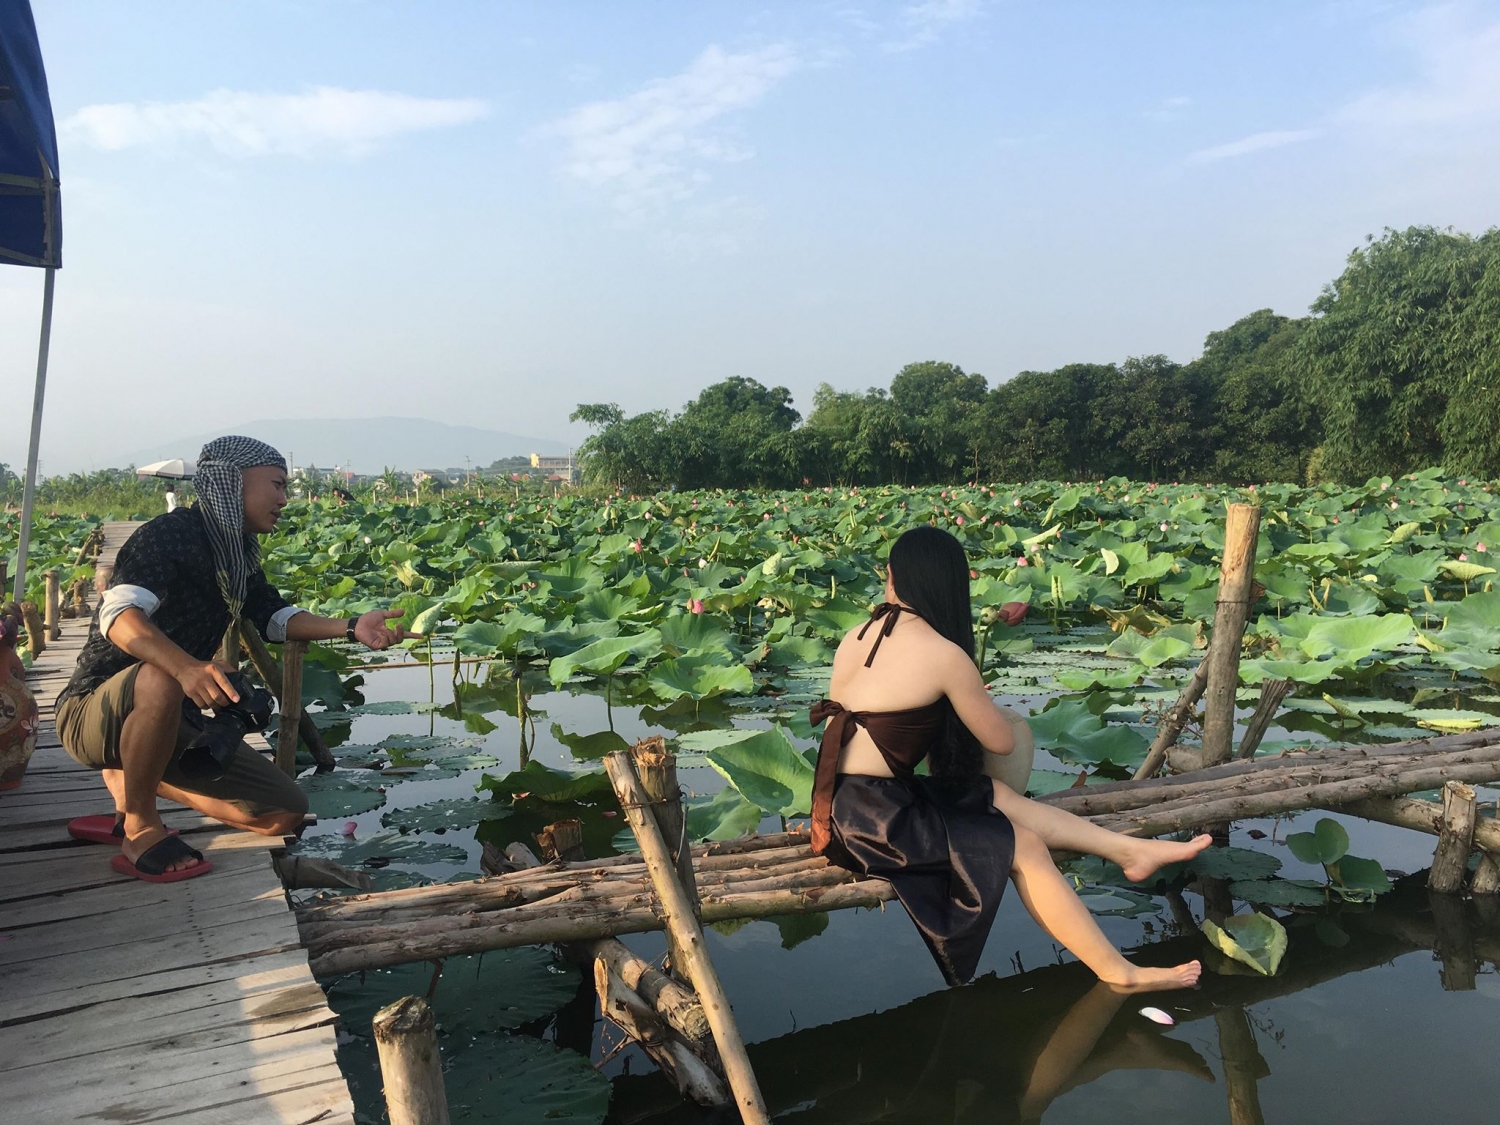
[239,619,335,770]
[276,639,306,777]
[20,601,44,656]
[536,819,585,862]
[1473,852,1500,897]
[1235,679,1293,760]
[631,736,700,977]
[1428,890,1476,991]
[1197,503,1261,769]
[43,570,59,640]
[1429,780,1478,894]
[587,937,712,1049]
[605,750,770,1125]
[372,996,450,1125]
[1133,660,1208,780]
[1214,1005,1269,1125]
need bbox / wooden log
[275,639,305,777]
[274,854,375,891]
[594,958,728,1106]
[372,996,450,1125]
[240,620,336,770]
[605,749,770,1124]
[1236,679,1293,760]
[1132,660,1208,780]
[589,937,712,1048]
[1194,503,1261,770]
[20,600,44,656]
[1429,781,1478,894]
[43,570,59,640]
[632,736,699,979]
[1339,796,1500,854]
[1473,852,1500,897]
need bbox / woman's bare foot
[1119,834,1213,884]
[1099,960,1203,992]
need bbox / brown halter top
[808,603,946,854]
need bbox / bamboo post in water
[1429,780,1478,894]
[43,570,59,640]
[372,995,450,1125]
[20,601,44,656]
[276,639,306,777]
[1473,852,1500,897]
[605,749,770,1125]
[1195,504,1261,770]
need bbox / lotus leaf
[1187,846,1282,882]
[547,629,664,687]
[1229,878,1329,907]
[1202,913,1288,976]
[1331,854,1392,897]
[704,726,814,817]
[647,656,755,702]
[380,797,511,833]
[478,760,614,804]
[1286,817,1349,866]
[288,831,468,867]
[297,771,387,819]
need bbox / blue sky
[4,0,1499,473]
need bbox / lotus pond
[257,474,1500,1121]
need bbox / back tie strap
[856,602,920,667]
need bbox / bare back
[827,607,1015,776]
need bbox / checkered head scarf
[194,436,286,620]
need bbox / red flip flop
[68,814,179,846]
[110,835,212,883]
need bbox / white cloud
[1144,95,1193,122]
[543,44,799,214]
[1187,128,1322,164]
[1338,3,1500,129]
[883,0,986,53]
[63,87,488,157]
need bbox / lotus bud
[341,821,358,837]
[689,598,705,614]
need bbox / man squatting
[55,437,414,881]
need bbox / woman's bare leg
[1008,824,1201,990]
[991,778,1212,883]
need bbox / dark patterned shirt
[59,507,292,706]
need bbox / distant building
[530,453,576,482]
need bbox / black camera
[178,671,276,782]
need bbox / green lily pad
[704,726,815,818]
[647,655,755,702]
[324,948,580,1035]
[547,630,664,687]
[289,831,468,868]
[1202,912,1288,976]
[1229,878,1329,908]
[296,771,387,819]
[1286,817,1349,866]
[1187,846,1282,883]
[1332,854,1393,898]
[478,760,614,803]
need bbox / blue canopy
[0,0,61,268]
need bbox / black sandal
[110,834,213,883]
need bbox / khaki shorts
[57,664,307,821]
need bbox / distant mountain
[107,418,570,476]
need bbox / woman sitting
[811,525,1208,990]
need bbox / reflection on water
[608,886,1500,1125]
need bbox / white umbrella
[135,458,196,480]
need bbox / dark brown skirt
[824,773,1016,986]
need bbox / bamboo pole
[1429,781,1478,894]
[605,749,770,1125]
[372,996,450,1125]
[632,736,699,979]
[43,570,59,640]
[1132,660,1208,780]
[240,620,336,770]
[1195,503,1261,769]
[276,639,305,777]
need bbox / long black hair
[887,525,984,778]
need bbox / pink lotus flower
[956,515,964,525]
[1013,497,1021,507]
[1460,553,1470,562]
[341,821,358,837]
[1478,543,1488,552]
[1460,480,1468,486]
[632,539,643,552]
[688,598,705,614]
[1016,557,1030,567]
[1380,482,1388,490]
[1160,522,1168,531]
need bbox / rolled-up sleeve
[244,567,299,640]
[99,585,161,643]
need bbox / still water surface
[312,662,1500,1125]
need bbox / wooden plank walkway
[0,521,355,1125]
